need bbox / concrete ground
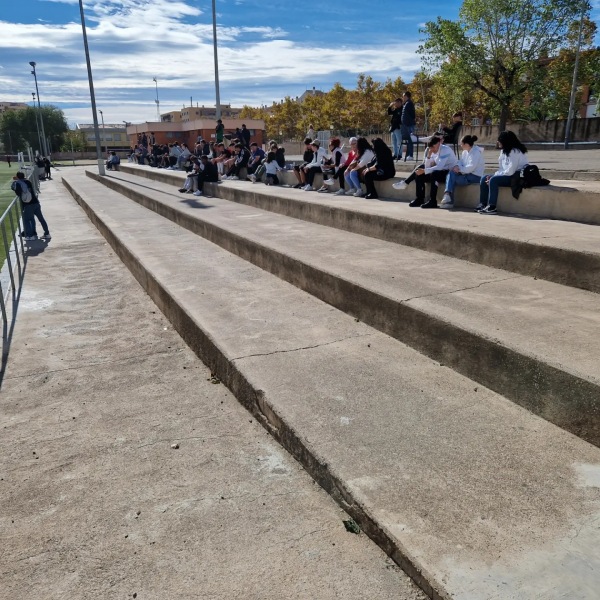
[0,177,426,600]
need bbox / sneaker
[365,193,379,200]
[323,178,335,186]
[178,188,187,193]
[317,186,328,193]
[405,156,414,161]
[230,176,239,181]
[441,193,453,205]
[24,235,38,241]
[474,203,485,212]
[247,174,256,182]
[193,190,202,196]
[479,205,497,215]
[41,233,51,240]
[392,180,408,190]
[293,183,303,189]
[421,199,438,209]
[408,198,424,207]
[186,189,194,193]
[302,184,312,191]
[354,190,365,197]
[334,189,346,196]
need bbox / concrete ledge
[119,164,600,294]
[83,169,600,447]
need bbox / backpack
[19,181,33,203]
[520,164,550,188]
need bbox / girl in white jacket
[441,135,485,207]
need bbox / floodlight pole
[153,77,160,121]
[29,62,49,157]
[31,92,43,156]
[212,0,221,120]
[77,0,105,175]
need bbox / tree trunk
[499,104,510,132]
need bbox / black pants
[364,171,391,196]
[306,166,322,186]
[198,172,218,192]
[415,170,448,202]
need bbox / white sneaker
[405,156,414,161]
[334,189,346,196]
[230,175,239,180]
[441,193,453,205]
[247,174,256,182]
[302,184,312,191]
[392,180,407,190]
[323,178,335,186]
[354,190,365,197]
[193,190,202,196]
[317,187,328,193]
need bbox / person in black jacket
[362,138,396,199]
[387,98,403,160]
[401,91,416,161]
[194,155,219,196]
[11,171,50,241]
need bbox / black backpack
[520,164,550,188]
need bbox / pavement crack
[231,333,374,361]
[400,275,523,304]
[137,432,243,449]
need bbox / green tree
[0,105,68,155]
[61,129,88,153]
[420,0,591,131]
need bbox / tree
[420,0,591,130]
[0,105,68,155]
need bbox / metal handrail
[0,175,29,363]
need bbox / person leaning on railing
[11,171,51,242]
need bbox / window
[114,134,122,141]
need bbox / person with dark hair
[325,137,357,196]
[215,119,225,143]
[478,131,528,214]
[43,156,52,180]
[292,137,314,188]
[301,140,327,191]
[11,171,50,241]
[223,142,250,180]
[441,134,485,207]
[264,151,284,186]
[393,136,458,208]
[440,112,463,145]
[345,137,375,197]
[387,98,403,160]
[317,137,346,193]
[193,155,219,196]
[240,124,251,148]
[401,91,416,161]
[360,138,395,199]
[246,143,266,179]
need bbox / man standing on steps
[401,91,416,162]
[387,98,403,161]
[215,119,225,144]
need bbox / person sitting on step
[441,134,485,208]
[301,140,328,191]
[477,130,528,215]
[264,151,284,186]
[393,136,457,208]
[317,137,346,193]
[292,138,314,188]
[361,137,395,200]
[194,155,219,196]
[345,137,375,197]
[223,143,250,180]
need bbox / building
[0,102,29,115]
[124,117,266,149]
[75,123,130,152]
[162,104,243,123]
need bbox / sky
[0,0,599,128]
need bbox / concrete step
[75,168,600,448]
[119,164,600,294]
[61,169,600,600]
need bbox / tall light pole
[99,109,107,154]
[29,62,48,157]
[212,0,221,120]
[153,77,160,121]
[31,92,42,156]
[77,0,105,175]
[564,1,587,149]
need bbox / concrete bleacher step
[119,164,600,294]
[61,169,600,600]
[77,168,600,448]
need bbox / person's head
[234,143,242,151]
[308,124,314,130]
[328,137,341,150]
[200,155,210,163]
[394,97,403,108]
[402,91,412,101]
[427,136,442,152]
[242,124,247,129]
[310,140,320,150]
[269,140,278,149]
[460,134,478,149]
[303,137,312,146]
[355,137,372,156]
[452,112,463,122]
[15,171,25,180]
[250,142,258,149]
[497,130,527,155]
[217,119,222,124]
[371,137,390,156]
[348,136,358,149]
[266,151,276,163]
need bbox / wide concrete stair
[61,168,600,600]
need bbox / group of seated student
[177,155,219,196]
[393,130,528,214]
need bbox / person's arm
[497,150,524,177]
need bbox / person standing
[5,154,11,168]
[11,171,51,241]
[215,119,225,143]
[43,157,52,180]
[401,91,416,161]
[240,124,251,148]
[387,98,403,161]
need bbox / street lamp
[153,77,160,121]
[212,0,221,120]
[77,0,105,175]
[29,62,48,157]
[99,109,107,154]
[31,92,42,155]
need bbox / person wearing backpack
[11,171,51,241]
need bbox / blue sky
[0,0,599,127]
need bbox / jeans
[391,129,403,159]
[401,125,415,158]
[22,202,49,237]
[445,172,481,196]
[348,169,362,190]
[479,174,512,207]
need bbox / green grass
[0,161,22,268]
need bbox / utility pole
[212,0,221,120]
[153,77,160,121]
